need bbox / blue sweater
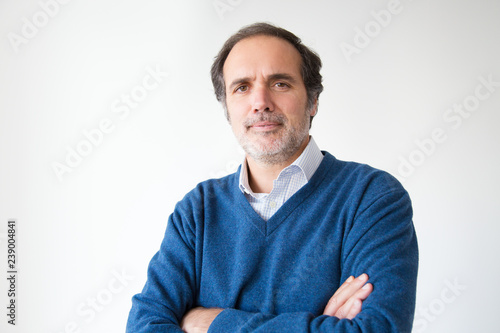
[126,152,418,332]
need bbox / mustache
[244,113,286,128]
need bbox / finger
[335,283,373,319]
[344,299,362,320]
[323,276,354,315]
[333,297,356,320]
[323,274,369,315]
[331,275,354,298]
[356,282,373,301]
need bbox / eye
[275,82,289,88]
[235,85,249,93]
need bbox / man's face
[223,35,316,166]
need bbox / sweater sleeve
[126,203,197,332]
[208,184,418,333]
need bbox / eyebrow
[228,73,298,91]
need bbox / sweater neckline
[234,152,336,237]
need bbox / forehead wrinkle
[268,73,298,84]
[223,35,303,91]
[228,72,299,91]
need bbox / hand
[181,307,223,333]
[323,273,373,320]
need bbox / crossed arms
[181,273,374,332]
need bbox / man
[126,22,418,332]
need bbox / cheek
[227,98,249,112]
[227,101,249,122]
[278,90,306,108]
[227,108,245,132]
[281,98,307,117]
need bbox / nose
[251,86,274,113]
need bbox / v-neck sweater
[126,152,418,333]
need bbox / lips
[249,121,282,132]
[252,121,280,128]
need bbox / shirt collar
[238,136,323,195]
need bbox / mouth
[249,121,282,132]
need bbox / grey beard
[236,112,310,166]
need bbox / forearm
[184,273,372,333]
[126,207,199,332]
[127,293,184,332]
[209,308,392,333]
[181,307,223,333]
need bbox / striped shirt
[239,136,324,221]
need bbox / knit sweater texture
[126,152,418,332]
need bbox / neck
[246,136,310,193]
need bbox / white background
[1,0,499,332]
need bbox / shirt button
[269,201,277,208]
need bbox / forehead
[223,35,303,83]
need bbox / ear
[309,98,318,117]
